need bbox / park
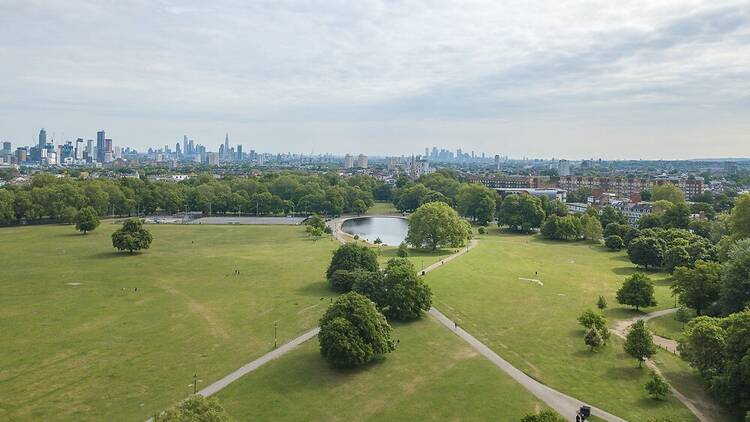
[0,198,746,421]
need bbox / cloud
[0,0,748,157]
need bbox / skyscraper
[224,133,230,158]
[356,154,368,169]
[96,130,105,162]
[344,154,354,169]
[38,128,47,149]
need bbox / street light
[274,321,278,349]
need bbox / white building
[356,154,368,169]
[558,159,570,176]
[344,154,354,169]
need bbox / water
[341,217,408,246]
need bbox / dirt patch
[159,284,229,340]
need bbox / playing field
[423,229,717,421]
[0,223,340,421]
[218,315,547,421]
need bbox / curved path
[611,308,710,422]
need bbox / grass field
[0,223,340,421]
[649,313,688,341]
[366,201,398,215]
[423,229,713,421]
[218,315,547,421]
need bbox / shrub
[605,235,624,251]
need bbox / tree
[329,269,374,293]
[326,243,379,279]
[581,214,603,242]
[520,410,566,422]
[585,328,604,351]
[617,274,657,311]
[597,295,608,310]
[305,214,326,231]
[577,309,609,343]
[679,316,726,378]
[645,370,670,400]
[406,202,470,251]
[671,261,721,316]
[662,202,691,229]
[378,258,432,320]
[111,218,152,253]
[305,224,324,241]
[541,215,582,240]
[455,183,496,225]
[652,184,685,204]
[624,320,657,367]
[0,189,14,225]
[497,194,545,232]
[605,235,624,251]
[637,213,663,229]
[663,244,691,273]
[729,193,750,240]
[599,205,627,229]
[74,206,100,234]
[689,220,712,239]
[627,236,665,269]
[719,239,750,315]
[396,242,409,258]
[154,395,235,422]
[318,292,395,368]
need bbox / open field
[423,229,733,421]
[649,312,688,341]
[0,223,339,421]
[218,315,547,421]
[366,201,399,215]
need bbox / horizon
[1,1,749,159]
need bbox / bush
[396,242,409,258]
[477,226,486,235]
[605,235,624,251]
[584,328,604,351]
[318,292,395,368]
[520,409,566,422]
[597,295,608,310]
[154,395,234,422]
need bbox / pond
[341,217,408,246]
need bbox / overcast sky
[1,0,749,159]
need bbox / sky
[1,0,749,159]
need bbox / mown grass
[218,315,547,421]
[0,223,339,421]
[424,229,703,421]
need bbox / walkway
[610,308,710,422]
[430,307,626,422]
[612,308,679,354]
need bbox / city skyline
[1,1,749,159]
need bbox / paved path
[611,308,710,422]
[612,308,679,354]
[429,307,626,422]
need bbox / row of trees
[0,172,380,226]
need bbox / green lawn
[649,313,688,341]
[366,201,398,215]
[424,229,701,421]
[0,223,340,421]
[218,315,547,421]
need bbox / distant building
[558,175,703,199]
[344,154,354,169]
[386,157,397,171]
[356,154,368,169]
[96,130,105,162]
[494,154,500,170]
[494,188,567,202]
[558,159,570,176]
[38,128,47,150]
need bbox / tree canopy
[405,202,470,250]
[624,320,657,367]
[326,243,379,281]
[671,260,721,316]
[497,194,545,232]
[74,206,100,234]
[318,292,396,368]
[111,218,152,253]
[617,273,657,310]
[651,184,686,204]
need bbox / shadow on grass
[89,250,143,259]
[296,281,333,297]
[605,363,645,382]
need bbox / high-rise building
[75,138,84,160]
[356,154,368,169]
[38,128,47,150]
[2,141,10,154]
[176,142,181,155]
[558,159,570,177]
[96,130,105,162]
[224,133,230,157]
[86,139,94,162]
[344,154,354,169]
[237,145,243,161]
[495,154,500,170]
[103,138,113,162]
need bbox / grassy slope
[366,201,398,215]
[424,230,697,421]
[649,313,687,341]
[0,224,339,421]
[218,316,546,421]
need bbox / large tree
[729,193,750,240]
[627,236,665,269]
[617,273,657,311]
[74,206,100,234]
[719,238,750,315]
[652,184,686,204]
[326,243,379,280]
[497,194,545,232]
[111,218,152,253]
[599,205,627,229]
[624,320,657,367]
[662,202,691,229]
[318,292,396,368]
[405,202,470,250]
[671,260,721,316]
[455,183,496,225]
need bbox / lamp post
[274,321,278,349]
[193,373,198,394]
